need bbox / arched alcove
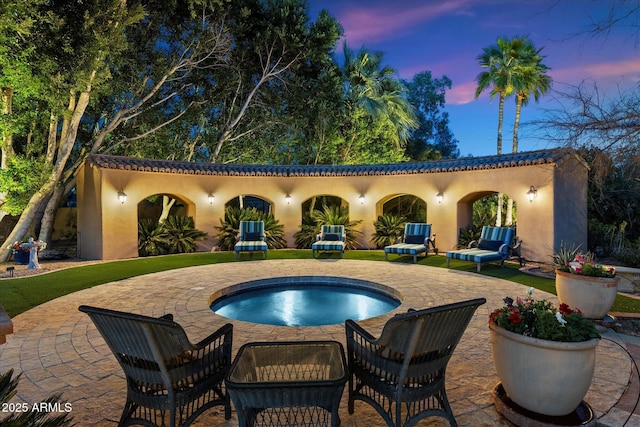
[378,194,427,223]
[138,193,190,222]
[456,191,519,247]
[294,195,351,249]
[225,195,272,213]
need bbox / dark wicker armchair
[79,305,233,427]
[345,298,486,427]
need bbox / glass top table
[226,341,347,427]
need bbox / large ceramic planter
[555,269,619,319]
[489,321,598,416]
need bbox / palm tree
[340,43,417,161]
[509,40,551,225]
[512,48,552,152]
[475,36,536,226]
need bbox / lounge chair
[79,305,233,427]
[345,298,486,427]
[445,225,520,272]
[384,223,437,263]
[312,225,346,258]
[234,220,268,259]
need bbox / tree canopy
[0,0,459,260]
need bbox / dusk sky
[307,0,640,157]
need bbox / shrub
[138,216,206,256]
[371,214,406,248]
[457,225,481,249]
[0,369,73,426]
[162,216,207,254]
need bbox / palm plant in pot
[489,288,600,417]
[554,243,619,319]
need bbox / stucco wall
[77,150,588,263]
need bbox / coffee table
[226,341,347,427]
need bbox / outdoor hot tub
[209,276,402,326]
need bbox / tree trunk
[495,193,503,227]
[1,87,14,169]
[513,95,523,153]
[0,87,92,262]
[158,195,176,223]
[39,180,74,244]
[0,87,15,223]
[494,93,505,228]
[505,197,513,226]
[497,92,504,156]
[504,94,524,226]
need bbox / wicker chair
[79,305,233,427]
[345,298,486,427]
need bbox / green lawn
[1,250,638,317]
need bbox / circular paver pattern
[0,259,631,426]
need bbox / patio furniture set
[79,298,486,427]
[236,220,523,271]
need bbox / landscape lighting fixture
[527,186,537,202]
[117,191,127,204]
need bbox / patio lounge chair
[384,223,437,263]
[345,298,486,427]
[79,305,233,427]
[446,225,520,272]
[234,220,268,259]
[312,225,346,258]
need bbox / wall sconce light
[436,192,444,204]
[527,185,538,202]
[208,193,215,204]
[358,194,366,204]
[285,194,292,204]
[117,190,127,204]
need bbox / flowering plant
[489,289,600,342]
[10,239,47,252]
[553,243,615,278]
[11,240,29,252]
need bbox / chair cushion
[323,233,341,241]
[244,232,261,241]
[477,239,503,251]
[404,234,424,245]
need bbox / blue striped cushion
[403,223,431,241]
[480,226,513,245]
[446,249,504,263]
[239,221,265,241]
[385,243,427,256]
[320,225,345,240]
[235,241,268,251]
[312,241,345,251]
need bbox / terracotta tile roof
[88,148,579,177]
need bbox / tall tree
[475,35,537,225]
[339,43,417,164]
[511,41,552,153]
[404,71,459,160]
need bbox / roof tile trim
[88,148,574,177]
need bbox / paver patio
[0,259,635,426]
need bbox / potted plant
[10,240,30,265]
[554,244,619,319]
[489,289,600,416]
